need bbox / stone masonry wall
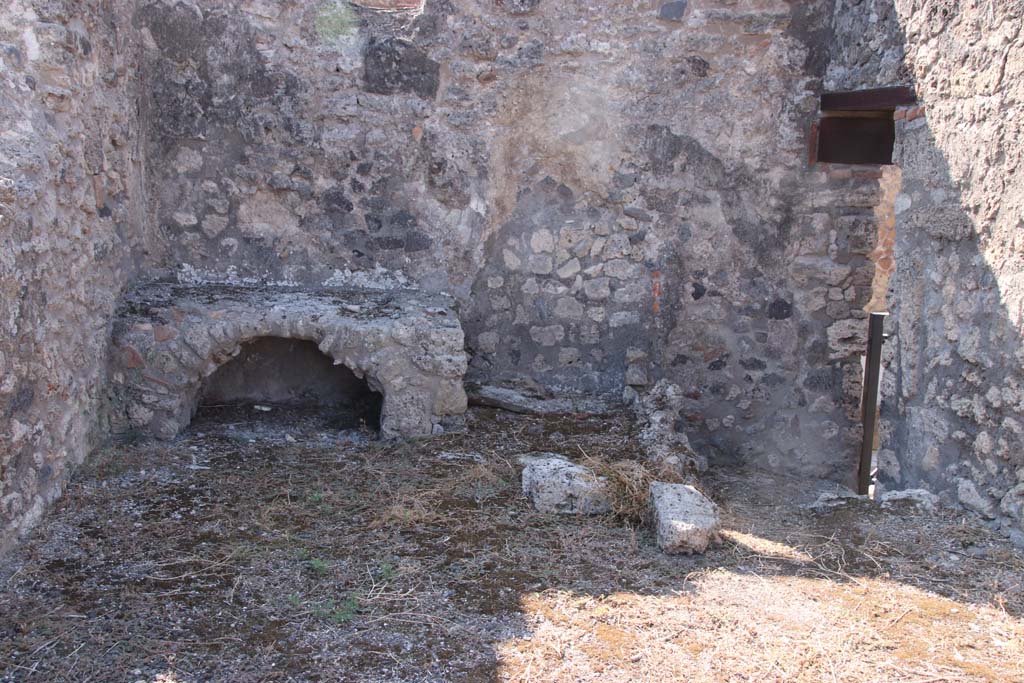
[826,0,910,91]
[885,1,1024,537]
[0,0,146,550]
[0,0,907,549]
[134,0,878,480]
[829,0,1024,537]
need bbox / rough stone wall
[829,0,1024,535]
[0,0,146,550]
[0,0,906,549]
[825,0,908,315]
[826,0,909,91]
[883,1,1024,536]
[134,0,878,480]
[136,0,476,289]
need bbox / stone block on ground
[805,487,866,510]
[436,450,484,463]
[518,453,612,514]
[878,488,940,512]
[470,384,615,416]
[649,481,720,554]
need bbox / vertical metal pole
[858,312,888,495]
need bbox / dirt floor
[1,407,1022,683]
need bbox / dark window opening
[814,87,916,166]
[197,337,383,432]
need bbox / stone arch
[193,336,385,429]
[107,284,468,441]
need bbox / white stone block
[519,453,612,515]
[649,482,720,554]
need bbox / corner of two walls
[0,0,149,550]
[0,0,917,549]
[830,0,1024,536]
[129,0,874,482]
[886,1,1024,536]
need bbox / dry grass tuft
[583,456,687,525]
[370,493,441,528]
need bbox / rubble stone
[518,454,612,515]
[628,380,706,473]
[829,0,1024,539]
[468,385,614,416]
[649,482,720,554]
[2,0,1021,551]
[878,488,940,512]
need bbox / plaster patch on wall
[21,27,40,61]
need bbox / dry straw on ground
[580,453,688,525]
[0,407,1021,682]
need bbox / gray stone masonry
[828,1,1024,539]
[4,0,1022,553]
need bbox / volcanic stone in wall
[138,2,278,148]
[658,2,688,22]
[1,0,146,552]
[498,0,542,15]
[363,37,440,99]
[108,284,469,440]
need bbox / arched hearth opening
[196,337,383,432]
[108,283,467,441]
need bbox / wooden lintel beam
[821,87,917,112]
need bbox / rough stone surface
[436,450,484,464]
[518,453,612,515]
[826,0,909,91]
[468,385,613,416]
[895,2,1024,536]
[119,0,878,483]
[658,2,688,23]
[878,488,940,513]
[806,487,866,511]
[0,0,147,551]
[627,380,707,474]
[363,37,440,99]
[3,0,1021,550]
[107,283,468,440]
[826,2,1024,537]
[0,0,892,549]
[456,1,876,480]
[649,481,720,554]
